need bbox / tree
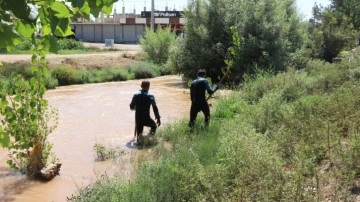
[169,0,306,83]
[320,10,356,61]
[233,0,306,76]
[169,0,230,81]
[330,0,360,31]
[308,2,357,62]
[0,0,116,178]
[311,2,324,23]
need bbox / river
[0,75,191,202]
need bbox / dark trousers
[136,116,157,136]
[189,102,210,127]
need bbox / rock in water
[38,163,62,181]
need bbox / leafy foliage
[169,0,306,82]
[139,26,176,65]
[308,1,359,62]
[330,0,360,31]
[170,0,229,81]
[0,0,117,177]
[0,54,59,175]
[58,39,86,50]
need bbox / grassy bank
[68,56,360,201]
[0,61,171,89]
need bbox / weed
[93,143,125,161]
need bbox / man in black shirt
[189,69,218,127]
[130,80,161,143]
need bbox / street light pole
[151,0,154,30]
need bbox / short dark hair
[141,80,150,88]
[197,69,206,77]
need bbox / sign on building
[141,11,183,18]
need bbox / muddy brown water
[0,75,191,202]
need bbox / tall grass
[0,61,167,88]
[68,57,360,201]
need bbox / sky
[113,0,331,20]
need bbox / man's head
[141,80,150,91]
[197,69,207,77]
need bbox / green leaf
[95,0,102,6]
[13,95,20,102]
[42,35,59,53]
[52,18,74,37]
[39,5,51,36]
[41,24,52,36]
[6,160,13,166]
[79,2,91,19]
[0,10,12,22]
[16,20,36,39]
[71,0,85,8]
[0,128,10,147]
[51,2,73,18]
[101,5,113,15]
[1,0,30,20]
[0,24,22,51]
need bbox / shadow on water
[2,179,37,202]
[0,166,51,202]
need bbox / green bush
[99,68,129,82]
[130,63,157,79]
[81,68,129,83]
[45,75,59,89]
[139,26,176,65]
[217,121,287,201]
[58,39,85,50]
[15,40,33,51]
[50,66,82,86]
[0,62,34,79]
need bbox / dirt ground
[0,43,142,69]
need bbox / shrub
[100,68,128,82]
[0,62,34,78]
[217,121,286,201]
[50,66,82,86]
[16,40,33,51]
[83,68,129,83]
[58,39,85,50]
[130,63,157,79]
[139,26,176,65]
[45,75,59,89]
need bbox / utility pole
[151,0,154,30]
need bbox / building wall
[71,15,186,44]
[82,25,95,42]
[103,24,115,40]
[114,25,123,43]
[73,24,145,44]
[94,24,102,42]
